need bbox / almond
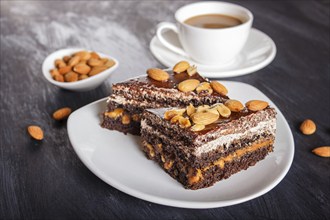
[73,63,91,75]
[164,109,186,120]
[246,100,269,111]
[50,69,60,78]
[104,59,116,68]
[64,71,78,82]
[187,65,197,76]
[100,58,109,63]
[55,59,66,68]
[63,56,71,63]
[177,79,200,92]
[147,68,169,82]
[196,105,210,113]
[300,119,316,135]
[170,115,184,124]
[54,74,64,82]
[312,146,330,157]
[89,66,108,76]
[225,99,244,112]
[88,58,103,67]
[210,81,228,96]
[90,52,100,59]
[196,82,213,95]
[74,51,91,60]
[206,107,219,116]
[68,55,81,66]
[58,66,72,75]
[173,61,190,73]
[164,160,174,170]
[53,107,72,120]
[186,103,195,116]
[78,74,89,80]
[190,124,205,132]
[216,104,231,118]
[179,117,191,128]
[190,111,219,125]
[27,125,44,140]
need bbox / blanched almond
[164,109,186,120]
[73,63,91,75]
[179,117,191,128]
[177,79,200,92]
[300,119,316,135]
[191,124,205,132]
[173,61,190,73]
[147,68,169,81]
[196,105,210,113]
[216,104,231,118]
[246,100,269,111]
[186,103,195,116]
[53,107,72,120]
[225,99,244,112]
[187,65,197,76]
[312,146,330,157]
[196,82,213,95]
[210,81,228,96]
[170,115,184,124]
[27,125,44,140]
[191,111,219,125]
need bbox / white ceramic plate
[150,28,276,78]
[67,81,294,208]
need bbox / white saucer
[150,28,276,78]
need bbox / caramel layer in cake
[140,103,276,190]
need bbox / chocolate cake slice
[140,100,276,190]
[102,62,229,135]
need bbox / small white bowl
[42,48,119,92]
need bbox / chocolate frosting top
[118,70,228,99]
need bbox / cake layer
[103,70,229,135]
[141,107,276,156]
[141,137,274,190]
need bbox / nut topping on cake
[178,79,200,92]
[196,82,213,95]
[225,99,244,112]
[245,100,269,111]
[191,111,219,125]
[216,104,231,118]
[187,65,197,76]
[190,124,205,131]
[147,68,169,82]
[186,103,195,116]
[173,61,190,73]
[210,81,228,96]
[164,109,186,120]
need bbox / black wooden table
[1,1,329,219]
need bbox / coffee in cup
[156,2,253,65]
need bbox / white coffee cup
[156,1,253,65]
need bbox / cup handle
[156,22,188,57]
